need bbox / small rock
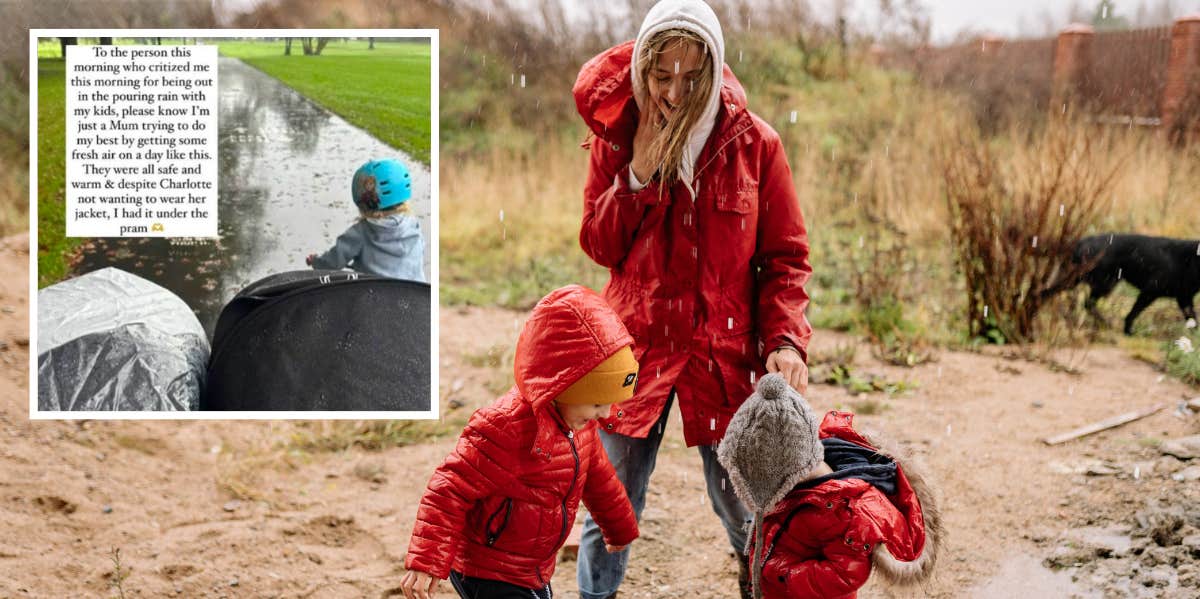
[1086,462,1123,476]
[1136,567,1172,588]
[1159,435,1200,459]
[1172,466,1200,482]
[229,578,238,587]
[0,306,13,314]
[1032,401,1044,409]
[1187,398,1200,412]
[102,505,112,514]
[447,399,464,410]
[14,338,27,348]
[222,500,241,512]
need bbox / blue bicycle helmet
[352,159,412,211]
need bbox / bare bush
[940,116,1124,342]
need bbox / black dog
[1043,234,1200,334]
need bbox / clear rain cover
[37,267,209,411]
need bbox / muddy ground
[2,239,1199,597]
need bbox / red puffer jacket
[405,286,640,589]
[757,411,940,598]
[574,41,813,447]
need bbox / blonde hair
[360,202,411,220]
[636,29,714,189]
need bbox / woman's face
[646,39,706,126]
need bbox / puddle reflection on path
[74,57,432,337]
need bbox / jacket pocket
[715,187,755,214]
[483,498,513,547]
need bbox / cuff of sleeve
[766,338,808,363]
[614,167,660,207]
[628,165,646,191]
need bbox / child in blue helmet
[307,158,426,282]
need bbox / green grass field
[36,59,68,287]
[217,39,432,165]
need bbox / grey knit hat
[717,372,823,599]
[718,372,823,513]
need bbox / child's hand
[305,253,316,266]
[605,543,628,553]
[399,569,440,599]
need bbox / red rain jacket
[757,411,934,598]
[405,286,639,588]
[574,41,813,447]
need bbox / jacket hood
[364,214,422,255]
[573,40,747,145]
[818,411,943,588]
[513,286,634,454]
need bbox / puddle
[73,57,431,337]
[970,554,1098,599]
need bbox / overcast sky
[891,0,1200,42]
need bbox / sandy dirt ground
[2,248,1199,597]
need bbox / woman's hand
[605,543,628,553]
[630,103,664,183]
[305,253,316,266]
[766,347,808,394]
[399,570,440,599]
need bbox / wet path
[73,57,432,337]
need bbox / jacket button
[606,423,614,430]
[825,502,833,509]
[777,576,785,583]
[617,410,624,418]
[863,544,870,551]
[845,537,853,545]
[612,143,620,151]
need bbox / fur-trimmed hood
[822,411,942,587]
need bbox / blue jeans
[576,392,750,599]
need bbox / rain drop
[691,246,698,259]
[710,418,716,430]
[1195,243,1199,256]
[656,367,661,378]
[674,60,680,74]
[498,209,504,222]
[1058,204,1064,217]
[738,50,743,62]
[728,317,734,329]
[789,110,797,123]
[749,371,755,384]
[946,424,952,435]
[983,305,989,318]
[741,219,746,230]
[520,74,526,88]
[510,73,514,85]
[1031,236,1038,248]
[1117,268,1122,280]
[721,478,726,491]
[858,235,864,248]
[936,366,943,378]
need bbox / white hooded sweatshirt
[627,0,725,201]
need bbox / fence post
[1052,24,1094,112]
[1162,15,1200,142]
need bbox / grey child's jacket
[311,214,426,282]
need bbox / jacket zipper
[484,498,513,547]
[538,429,580,587]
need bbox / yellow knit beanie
[555,346,639,405]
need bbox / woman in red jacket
[573,1,813,597]
[401,286,640,599]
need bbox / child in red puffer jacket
[400,285,640,599]
[718,374,942,598]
